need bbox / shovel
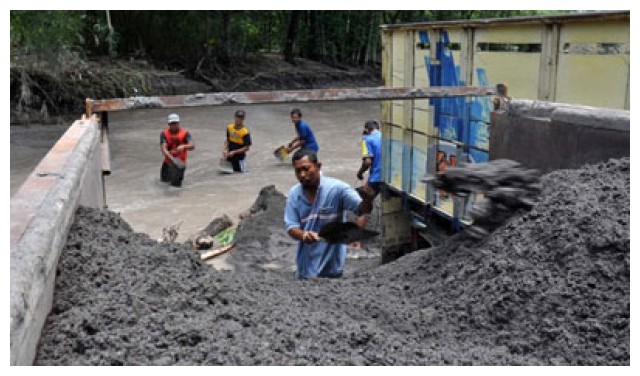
[218,158,235,174]
[273,145,290,162]
[318,221,379,244]
[169,156,185,170]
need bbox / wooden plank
[200,244,235,261]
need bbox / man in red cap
[160,113,195,187]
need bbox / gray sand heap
[227,185,298,273]
[35,158,629,365]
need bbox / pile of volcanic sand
[38,206,469,366]
[227,185,298,273]
[369,157,630,365]
[35,158,628,365]
[229,184,380,274]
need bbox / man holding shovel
[284,149,375,279]
[160,113,195,187]
[286,108,319,154]
[222,110,252,173]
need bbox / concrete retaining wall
[490,100,630,173]
[10,115,104,365]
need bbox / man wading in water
[160,113,195,187]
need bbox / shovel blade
[218,158,235,174]
[170,156,185,170]
[274,146,289,162]
[319,221,379,244]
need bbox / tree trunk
[267,12,272,53]
[364,11,375,66]
[221,11,232,64]
[320,11,326,62]
[283,10,301,65]
[105,10,115,57]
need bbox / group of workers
[159,108,382,280]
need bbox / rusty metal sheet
[88,86,496,113]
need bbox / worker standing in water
[356,120,383,197]
[284,149,375,279]
[286,109,319,154]
[354,120,383,245]
[160,113,195,187]
[222,110,252,173]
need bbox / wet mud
[35,158,629,365]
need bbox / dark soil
[227,185,298,273]
[35,158,629,365]
[193,53,380,92]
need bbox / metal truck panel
[474,25,542,43]
[555,21,630,109]
[490,100,630,174]
[556,55,629,108]
[473,52,541,100]
[559,20,629,43]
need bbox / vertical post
[538,23,560,101]
[85,98,93,117]
[403,30,415,195]
[105,10,115,57]
[461,27,475,86]
[380,29,394,258]
[100,112,110,209]
[380,30,392,184]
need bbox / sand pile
[227,185,298,273]
[35,158,629,365]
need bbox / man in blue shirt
[355,120,383,230]
[286,109,319,154]
[357,120,383,193]
[284,149,374,279]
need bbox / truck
[377,11,630,258]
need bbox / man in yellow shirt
[222,110,252,173]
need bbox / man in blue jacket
[286,109,319,154]
[284,149,374,279]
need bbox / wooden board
[200,244,235,260]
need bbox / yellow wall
[556,21,630,108]
[473,52,541,100]
[474,25,542,43]
[560,21,629,43]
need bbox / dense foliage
[11,10,568,71]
